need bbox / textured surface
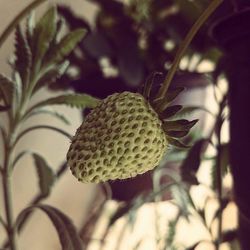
[67,92,168,182]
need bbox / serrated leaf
[14,25,31,86]
[160,105,183,119]
[16,205,83,250]
[32,6,57,68]
[46,29,86,65]
[32,153,55,197]
[27,107,70,125]
[163,119,198,132]
[33,61,69,93]
[0,73,15,105]
[31,94,100,110]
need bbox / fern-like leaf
[45,29,86,65]
[32,6,57,68]
[29,94,100,113]
[0,73,15,105]
[14,25,31,87]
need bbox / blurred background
[0,0,239,250]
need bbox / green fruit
[67,91,168,183]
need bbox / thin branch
[155,0,223,104]
[13,125,72,148]
[0,0,47,48]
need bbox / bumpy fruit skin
[67,92,168,183]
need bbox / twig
[155,0,223,106]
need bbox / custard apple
[67,91,168,183]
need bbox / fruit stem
[155,0,223,103]
[0,0,47,49]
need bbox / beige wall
[0,1,98,250]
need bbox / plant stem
[0,0,47,49]
[155,0,223,103]
[2,138,18,250]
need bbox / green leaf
[16,205,83,250]
[27,107,70,125]
[32,153,55,197]
[34,61,69,93]
[0,73,15,105]
[163,119,198,132]
[12,72,23,111]
[32,6,57,68]
[46,29,86,65]
[30,94,100,111]
[14,25,31,86]
[167,137,190,149]
[160,105,183,120]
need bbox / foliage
[0,0,240,250]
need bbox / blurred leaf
[16,205,83,250]
[34,61,69,93]
[170,185,190,219]
[0,105,10,112]
[31,94,100,110]
[117,37,144,87]
[173,71,212,88]
[174,105,214,118]
[108,203,133,227]
[160,105,183,119]
[166,130,190,138]
[154,87,185,112]
[141,72,162,100]
[163,119,198,132]
[211,143,230,189]
[32,153,55,197]
[210,198,229,228]
[164,218,178,249]
[0,73,15,105]
[220,143,230,175]
[27,107,70,125]
[46,29,86,65]
[32,6,57,67]
[181,139,208,185]
[83,32,114,58]
[222,230,237,243]
[185,242,201,250]
[167,137,190,149]
[14,25,31,86]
